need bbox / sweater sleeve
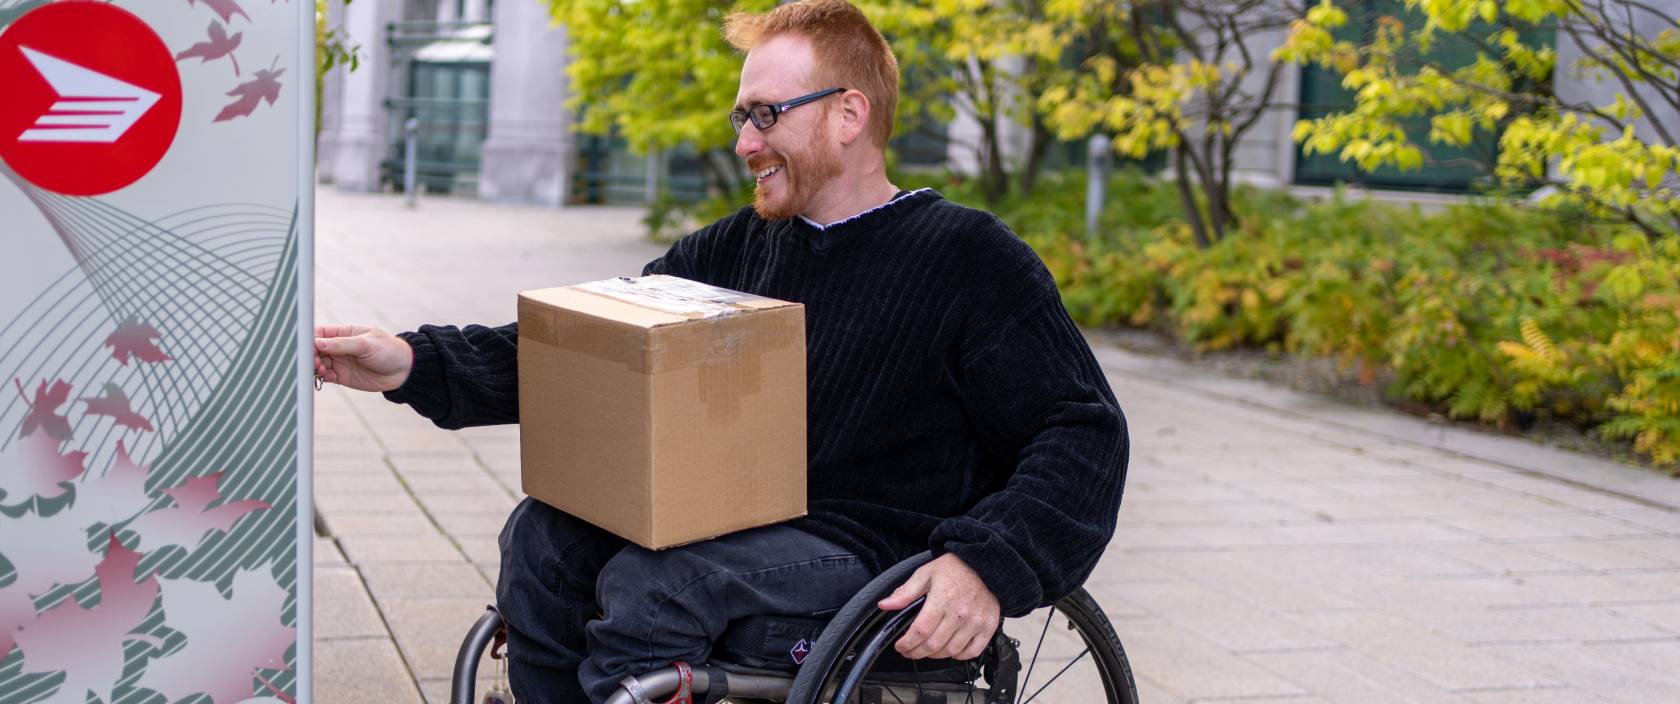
[382,322,521,430]
[928,233,1130,617]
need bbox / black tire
[788,553,1137,704]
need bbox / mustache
[746,154,786,173]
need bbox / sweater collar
[786,188,941,250]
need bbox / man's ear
[837,90,871,146]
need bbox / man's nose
[735,122,765,159]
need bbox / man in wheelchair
[312,1,1129,701]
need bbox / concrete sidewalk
[311,188,1680,703]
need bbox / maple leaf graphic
[78,383,154,433]
[128,471,269,553]
[15,535,161,704]
[137,568,294,704]
[176,20,243,76]
[72,440,158,527]
[186,0,250,25]
[214,61,283,122]
[0,432,88,504]
[105,315,173,366]
[13,378,73,441]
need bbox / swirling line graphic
[0,162,300,703]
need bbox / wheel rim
[810,595,1130,704]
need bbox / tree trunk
[979,114,1009,205]
[1174,146,1212,249]
[1018,113,1053,197]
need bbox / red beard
[748,120,843,220]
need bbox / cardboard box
[517,275,807,549]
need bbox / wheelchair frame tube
[603,666,795,704]
[452,606,506,704]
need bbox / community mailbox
[0,1,313,702]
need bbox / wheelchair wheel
[787,553,1137,704]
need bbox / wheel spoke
[1019,648,1090,704]
[1015,611,1054,704]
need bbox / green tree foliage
[547,0,773,196]
[1038,1,1308,248]
[1277,0,1680,237]
[864,0,1094,203]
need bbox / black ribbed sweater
[383,189,1128,615]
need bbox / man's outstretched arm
[314,322,520,429]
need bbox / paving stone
[1476,641,1680,704]
[1423,605,1672,645]
[1519,538,1680,571]
[312,454,391,474]
[1435,514,1656,541]
[315,471,407,494]
[414,490,518,515]
[386,452,479,474]
[313,566,390,640]
[313,638,423,703]
[477,562,501,588]
[360,562,495,600]
[1315,476,1482,498]
[1129,675,1185,704]
[369,427,472,453]
[456,535,502,565]
[419,676,497,704]
[399,471,508,494]
[314,536,346,565]
[339,533,465,564]
[430,510,511,537]
[1243,647,1456,703]
[1453,687,1612,703]
[1116,500,1317,525]
[316,491,424,513]
[1599,509,1680,534]
[1146,551,1368,613]
[382,597,500,681]
[1426,542,1579,575]
[1116,617,1308,701]
[323,511,439,537]
[1483,573,1680,606]
[1287,610,1563,691]
[1617,537,1680,563]
[1606,603,1680,634]
[1279,494,1486,521]
[1105,579,1338,652]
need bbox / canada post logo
[0,1,182,196]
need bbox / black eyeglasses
[730,87,847,134]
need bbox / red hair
[724,0,899,147]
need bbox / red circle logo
[0,1,182,196]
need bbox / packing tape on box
[574,275,777,319]
[519,295,803,380]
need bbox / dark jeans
[496,498,876,703]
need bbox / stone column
[314,0,349,180]
[479,0,572,206]
[329,0,401,192]
[462,0,490,23]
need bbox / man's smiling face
[733,33,844,221]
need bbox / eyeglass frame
[730,87,848,134]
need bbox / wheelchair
[450,552,1138,704]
